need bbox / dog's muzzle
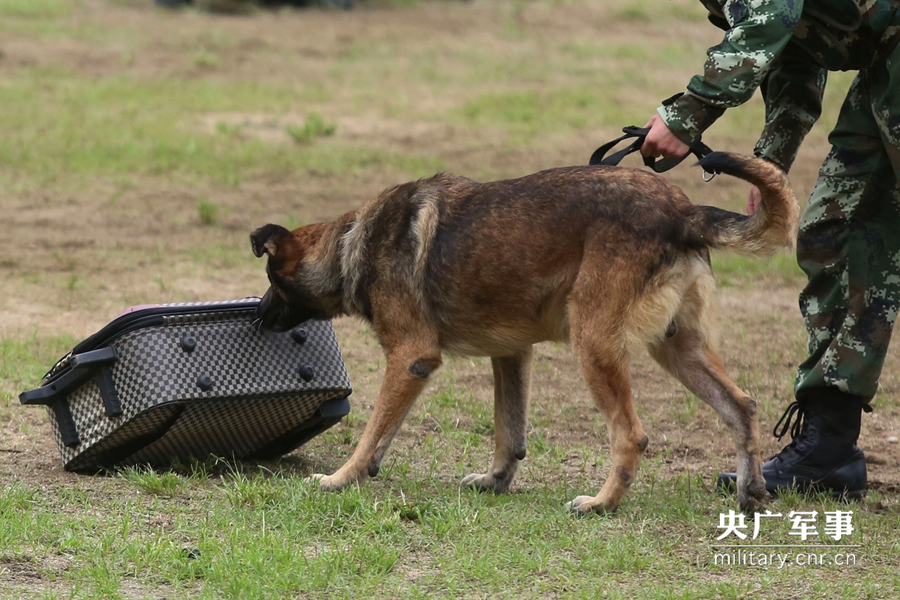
[255,288,293,332]
[255,288,326,332]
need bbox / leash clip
[701,169,717,182]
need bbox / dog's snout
[254,287,315,332]
[255,288,283,330]
[256,288,273,317]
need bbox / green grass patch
[0,0,71,18]
[711,251,805,288]
[0,69,442,186]
[0,336,80,424]
[615,0,707,22]
[459,87,629,136]
[197,198,220,226]
[286,112,338,144]
[121,467,183,497]
[1,336,79,391]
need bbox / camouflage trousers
[795,48,900,405]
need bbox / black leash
[589,125,715,175]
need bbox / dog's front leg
[461,347,533,493]
[566,352,647,515]
[311,345,442,490]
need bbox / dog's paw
[460,472,489,490]
[738,482,770,514]
[304,473,328,487]
[306,473,351,491]
[565,495,607,516]
[460,472,510,493]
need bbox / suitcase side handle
[20,347,121,448]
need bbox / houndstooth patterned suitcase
[20,299,351,472]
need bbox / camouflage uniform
[660,0,900,407]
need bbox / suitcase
[19,299,352,473]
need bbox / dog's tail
[689,152,798,256]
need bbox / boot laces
[772,401,873,443]
[773,401,805,442]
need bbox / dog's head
[250,223,333,332]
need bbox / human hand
[746,185,761,215]
[641,114,690,160]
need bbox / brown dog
[250,152,796,514]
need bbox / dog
[250,152,797,514]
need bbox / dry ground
[1,0,899,532]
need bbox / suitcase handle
[20,347,121,448]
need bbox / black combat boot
[717,396,869,500]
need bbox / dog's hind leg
[647,274,768,513]
[461,347,533,493]
[310,342,442,491]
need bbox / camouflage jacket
[659,0,900,171]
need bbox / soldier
[640,0,900,499]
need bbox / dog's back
[349,154,795,356]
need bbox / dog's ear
[250,224,292,259]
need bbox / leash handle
[589,126,713,173]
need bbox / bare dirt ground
[1,0,899,517]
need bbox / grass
[460,88,607,134]
[121,467,182,497]
[0,0,71,18]
[285,112,338,144]
[711,251,805,289]
[0,70,441,187]
[613,0,706,22]
[197,198,220,226]
[2,460,897,598]
[2,0,899,598]
[1,337,79,406]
